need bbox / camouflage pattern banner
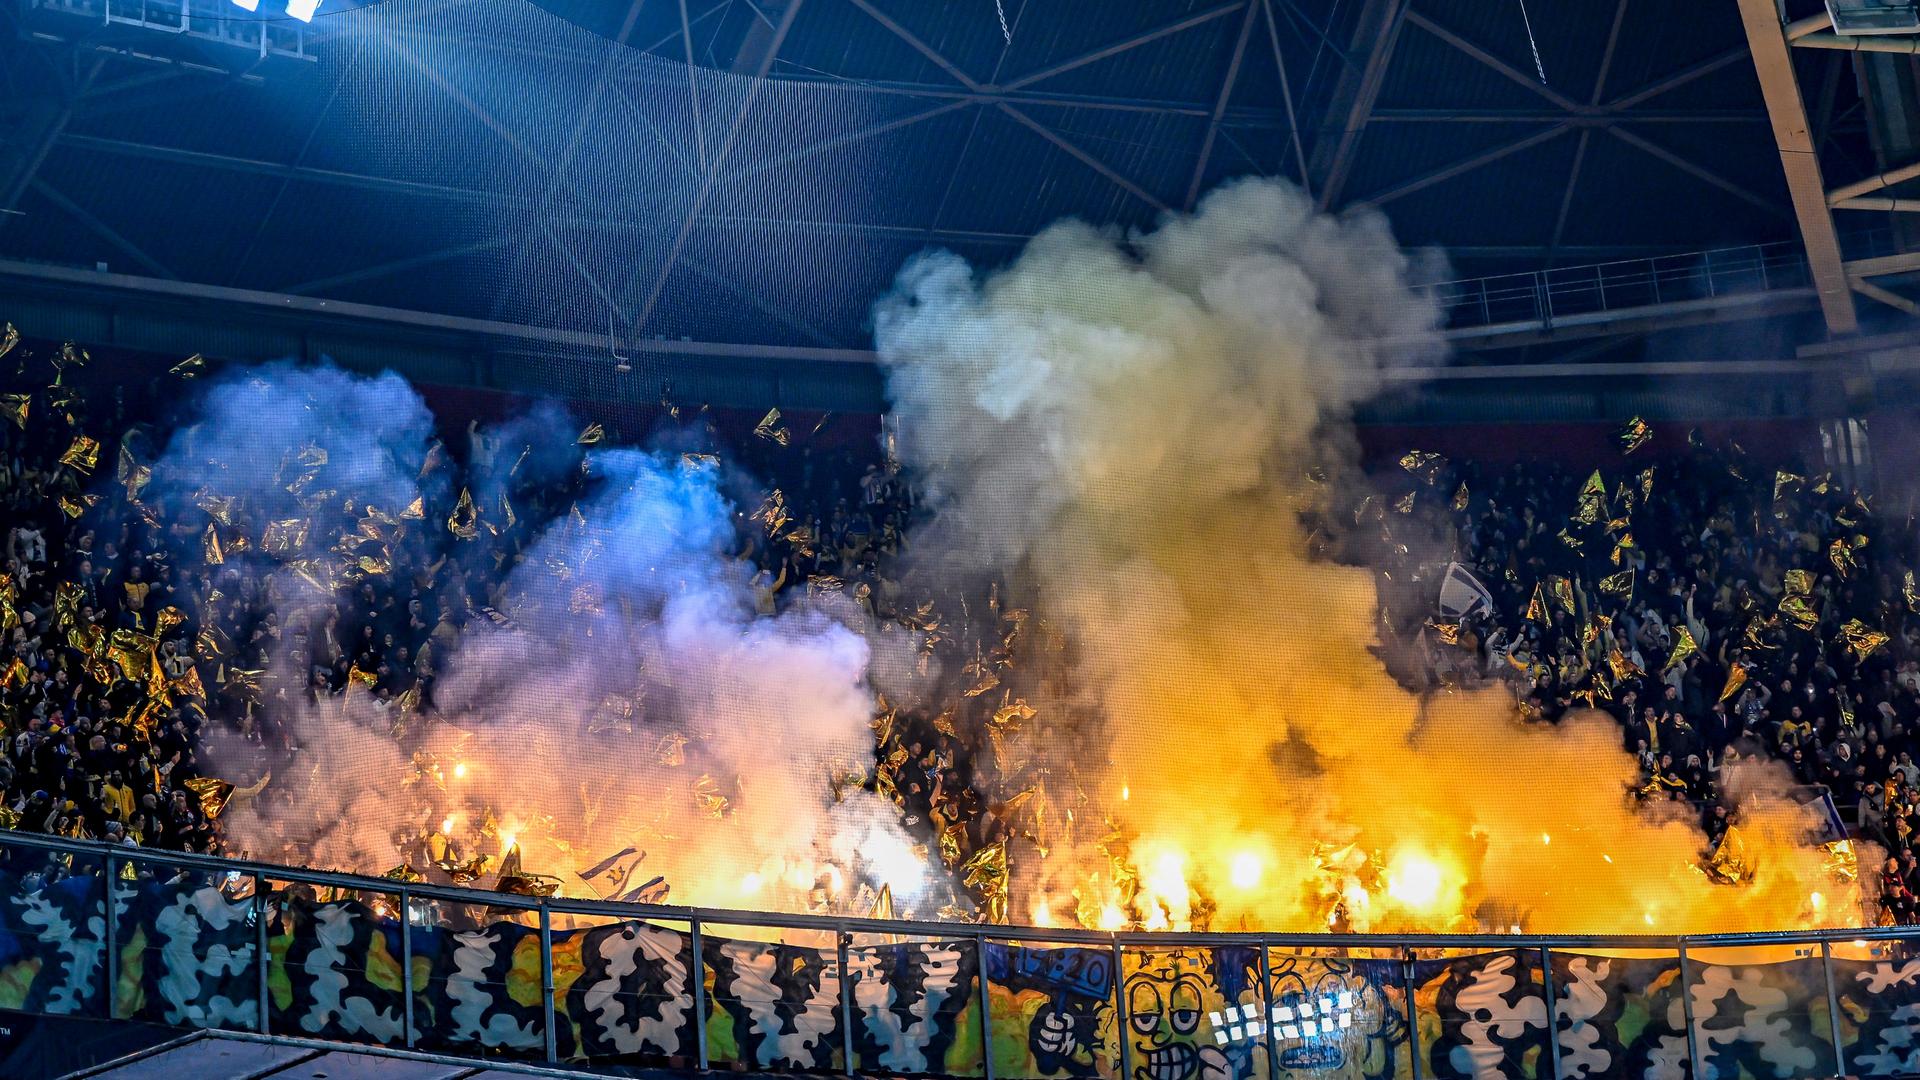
[849,939,983,1075]
[703,932,847,1071]
[4,860,1920,1079]
[1412,950,1553,1080]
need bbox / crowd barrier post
[1538,946,1561,1080]
[1257,942,1279,1080]
[1820,938,1845,1076]
[400,886,415,1048]
[1111,939,1132,1080]
[539,902,557,1063]
[103,850,118,1021]
[975,932,994,1080]
[837,925,855,1077]
[1676,943,1702,1079]
[1401,947,1423,1080]
[255,872,269,1034]
[689,915,710,1069]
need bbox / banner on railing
[0,851,1916,1079]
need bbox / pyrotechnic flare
[159,366,929,917]
[874,176,1866,934]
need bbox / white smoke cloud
[162,367,924,912]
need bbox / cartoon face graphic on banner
[1122,947,1260,1080]
[1268,953,1407,1080]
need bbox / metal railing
[1425,241,1818,333]
[0,827,1910,1078]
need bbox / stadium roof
[0,0,1905,410]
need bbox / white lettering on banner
[851,942,964,1073]
[298,905,404,1041]
[579,924,691,1056]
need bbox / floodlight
[1827,0,1920,35]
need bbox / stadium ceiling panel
[0,0,1903,374]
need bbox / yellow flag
[1780,594,1819,632]
[754,407,790,446]
[448,488,478,540]
[1618,416,1652,454]
[1707,826,1753,885]
[1773,471,1804,503]
[1830,537,1860,579]
[1598,569,1634,598]
[1398,450,1445,484]
[1664,625,1699,673]
[1840,619,1890,662]
[58,435,99,474]
[1550,576,1575,616]
[1718,663,1750,704]
[1574,471,1606,525]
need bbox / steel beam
[1605,48,1748,112]
[1359,124,1571,206]
[679,0,711,171]
[1836,196,1920,213]
[1369,109,1766,123]
[282,239,512,295]
[1257,0,1312,195]
[1186,0,1261,209]
[1605,127,1792,219]
[998,104,1170,212]
[1000,2,1247,93]
[1852,277,1920,316]
[845,0,983,91]
[629,0,804,331]
[1845,250,1920,277]
[1306,0,1405,209]
[0,56,102,228]
[1402,10,1582,114]
[1794,32,1920,54]
[1828,158,1920,204]
[1735,0,1858,333]
[29,180,176,279]
[1549,1,1629,265]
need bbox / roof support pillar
[1735,0,1858,334]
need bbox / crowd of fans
[1374,434,1920,918]
[4,344,1920,923]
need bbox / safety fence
[0,828,1918,1080]
[1425,242,1816,334]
